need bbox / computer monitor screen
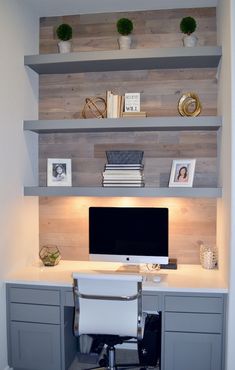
[89,207,168,265]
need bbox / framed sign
[47,158,72,186]
[124,93,140,112]
[169,159,196,187]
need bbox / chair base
[84,346,143,370]
[86,365,145,370]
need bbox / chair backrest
[73,272,143,339]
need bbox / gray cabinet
[10,321,61,370]
[6,284,226,370]
[163,294,225,370]
[7,285,62,370]
[164,332,222,370]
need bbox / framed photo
[47,158,72,186]
[169,159,196,187]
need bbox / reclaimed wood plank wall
[39,8,218,264]
[39,197,216,264]
[39,8,216,53]
[39,131,217,188]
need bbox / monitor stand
[116,264,141,274]
[116,264,162,282]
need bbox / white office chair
[73,272,145,370]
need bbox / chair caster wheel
[99,355,108,367]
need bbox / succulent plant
[56,23,73,41]
[116,18,133,36]
[180,17,197,35]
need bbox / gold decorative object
[178,92,202,117]
[81,96,107,119]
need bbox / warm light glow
[40,197,217,265]
[71,196,203,221]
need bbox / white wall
[224,0,235,368]
[217,0,231,278]
[24,0,218,16]
[0,1,39,369]
[217,1,235,369]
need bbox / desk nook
[5,4,229,370]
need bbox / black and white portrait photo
[53,163,67,181]
[47,158,72,186]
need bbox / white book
[103,171,143,176]
[106,90,113,118]
[103,177,144,181]
[105,164,144,168]
[105,163,143,166]
[103,180,144,183]
[103,183,145,187]
[112,94,119,118]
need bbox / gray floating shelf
[24,47,222,74]
[24,187,222,198]
[24,116,222,134]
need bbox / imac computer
[89,207,169,269]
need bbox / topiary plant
[56,23,73,41]
[180,17,197,35]
[116,18,133,36]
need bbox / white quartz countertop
[5,260,228,293]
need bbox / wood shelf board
[25,47,222,74]
[24,187,222,198]
[24,116,222,134]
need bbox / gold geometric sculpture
[178,92,202,117]
[81,96,107,119]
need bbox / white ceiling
[23,0,218,17]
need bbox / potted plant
[180,16,197,47]
[56,23,73,53]
[116,18,133,49]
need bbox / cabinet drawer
[9,287,60,305]
[64,290,74,307]
[10,303,60,324]
[165,312,222,333]
[143,294,161,312]
[165,295,223,313]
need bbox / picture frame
[124,92,140,112]
[47,158,72,186]
[169,159,196,187]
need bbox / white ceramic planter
[118,35,132,50]
[183,34,198,47]
[58,40,72,53]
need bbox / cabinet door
[10,321,61,370]
[164,332,222,370]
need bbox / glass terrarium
[39,245,61,266]
[200,243,217,269]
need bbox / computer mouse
[152,275,161,283]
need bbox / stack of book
[106,91,147,119]
[106,91,124,118]
[102,164,145,187]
